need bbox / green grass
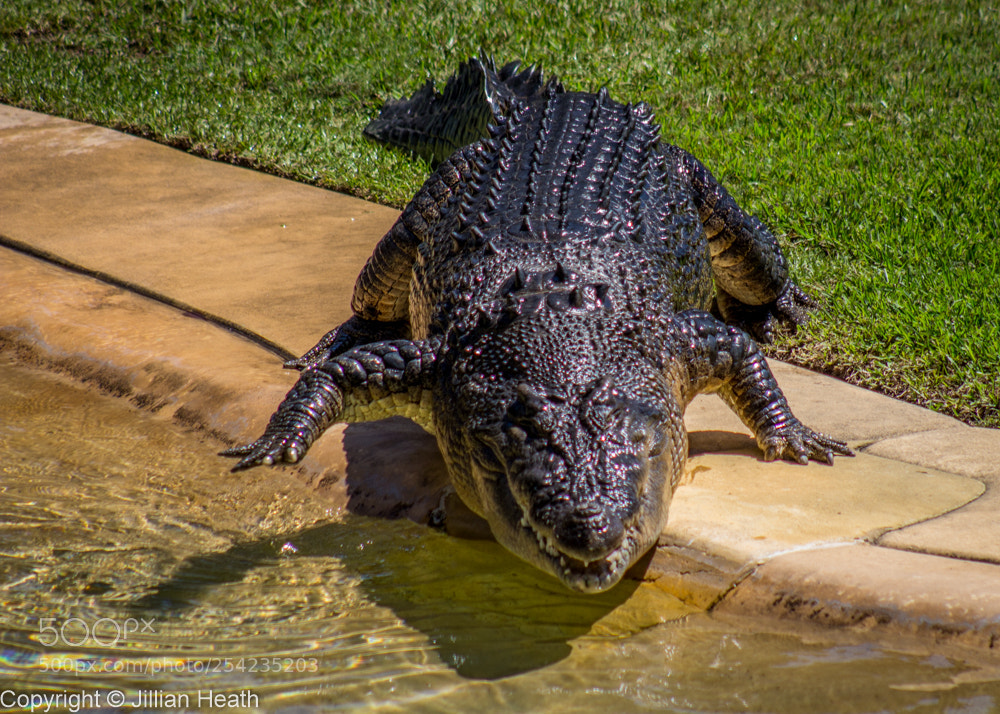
[2,0,997,427]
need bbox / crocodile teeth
[534,529,559,557]
[518,507,635,586]
[606,548,624,571]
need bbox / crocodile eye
[626,405,669,455]
[648,431,667,457]
[646,416,670,456]
[626,425,664,457]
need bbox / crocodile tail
[363,53,563,165]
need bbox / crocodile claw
[220,432,309,471]
[760,423,854,465]
[284,326,348,371]
[714,281,820,344]
[773,282,818,330]
[754,283,819,344]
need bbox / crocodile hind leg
[673,310,852,463]
[666,144,817,343]
[223,336,442,470]
[285,146,479,371]
[284,317,410,371]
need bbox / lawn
[1,0,997,427]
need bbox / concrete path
[2,105,999,649]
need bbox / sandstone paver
[870,427,1000,564]
[666,448,981,564]
[715,544,1000,650]
[0,249,452,524]
[0,104,398,357]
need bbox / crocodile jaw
[470,460,671,594]
[516,512,646,593]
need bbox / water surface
[2,355,998,712]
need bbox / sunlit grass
[2,0,997,426]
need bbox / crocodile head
[444,326,685,593]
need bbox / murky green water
[2,354,999,712]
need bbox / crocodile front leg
[284,145,481,372]
[673,310,853,464]
[222,336,441,471]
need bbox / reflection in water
[1,354,999,711]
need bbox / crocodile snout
[551,505,625,563]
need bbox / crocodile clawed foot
[713,283,817,345]
[284,326,346,371]
[753,313,779,344]
[283,355,313,370]
[773,282,818,331]
[220,433,308,471]
[760,423,854,465]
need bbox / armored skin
[224,57,852,593]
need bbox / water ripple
[1,356,998,711]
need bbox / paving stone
[870,427,1000,564]
[715,544,1000,650]
[641,541,747,610]
[0,105,398,358]
[0,249,450,525]
[664,444,981,565]
[0,249,294,444]
[867,426,1000,480]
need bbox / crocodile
[223,57,853,593]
